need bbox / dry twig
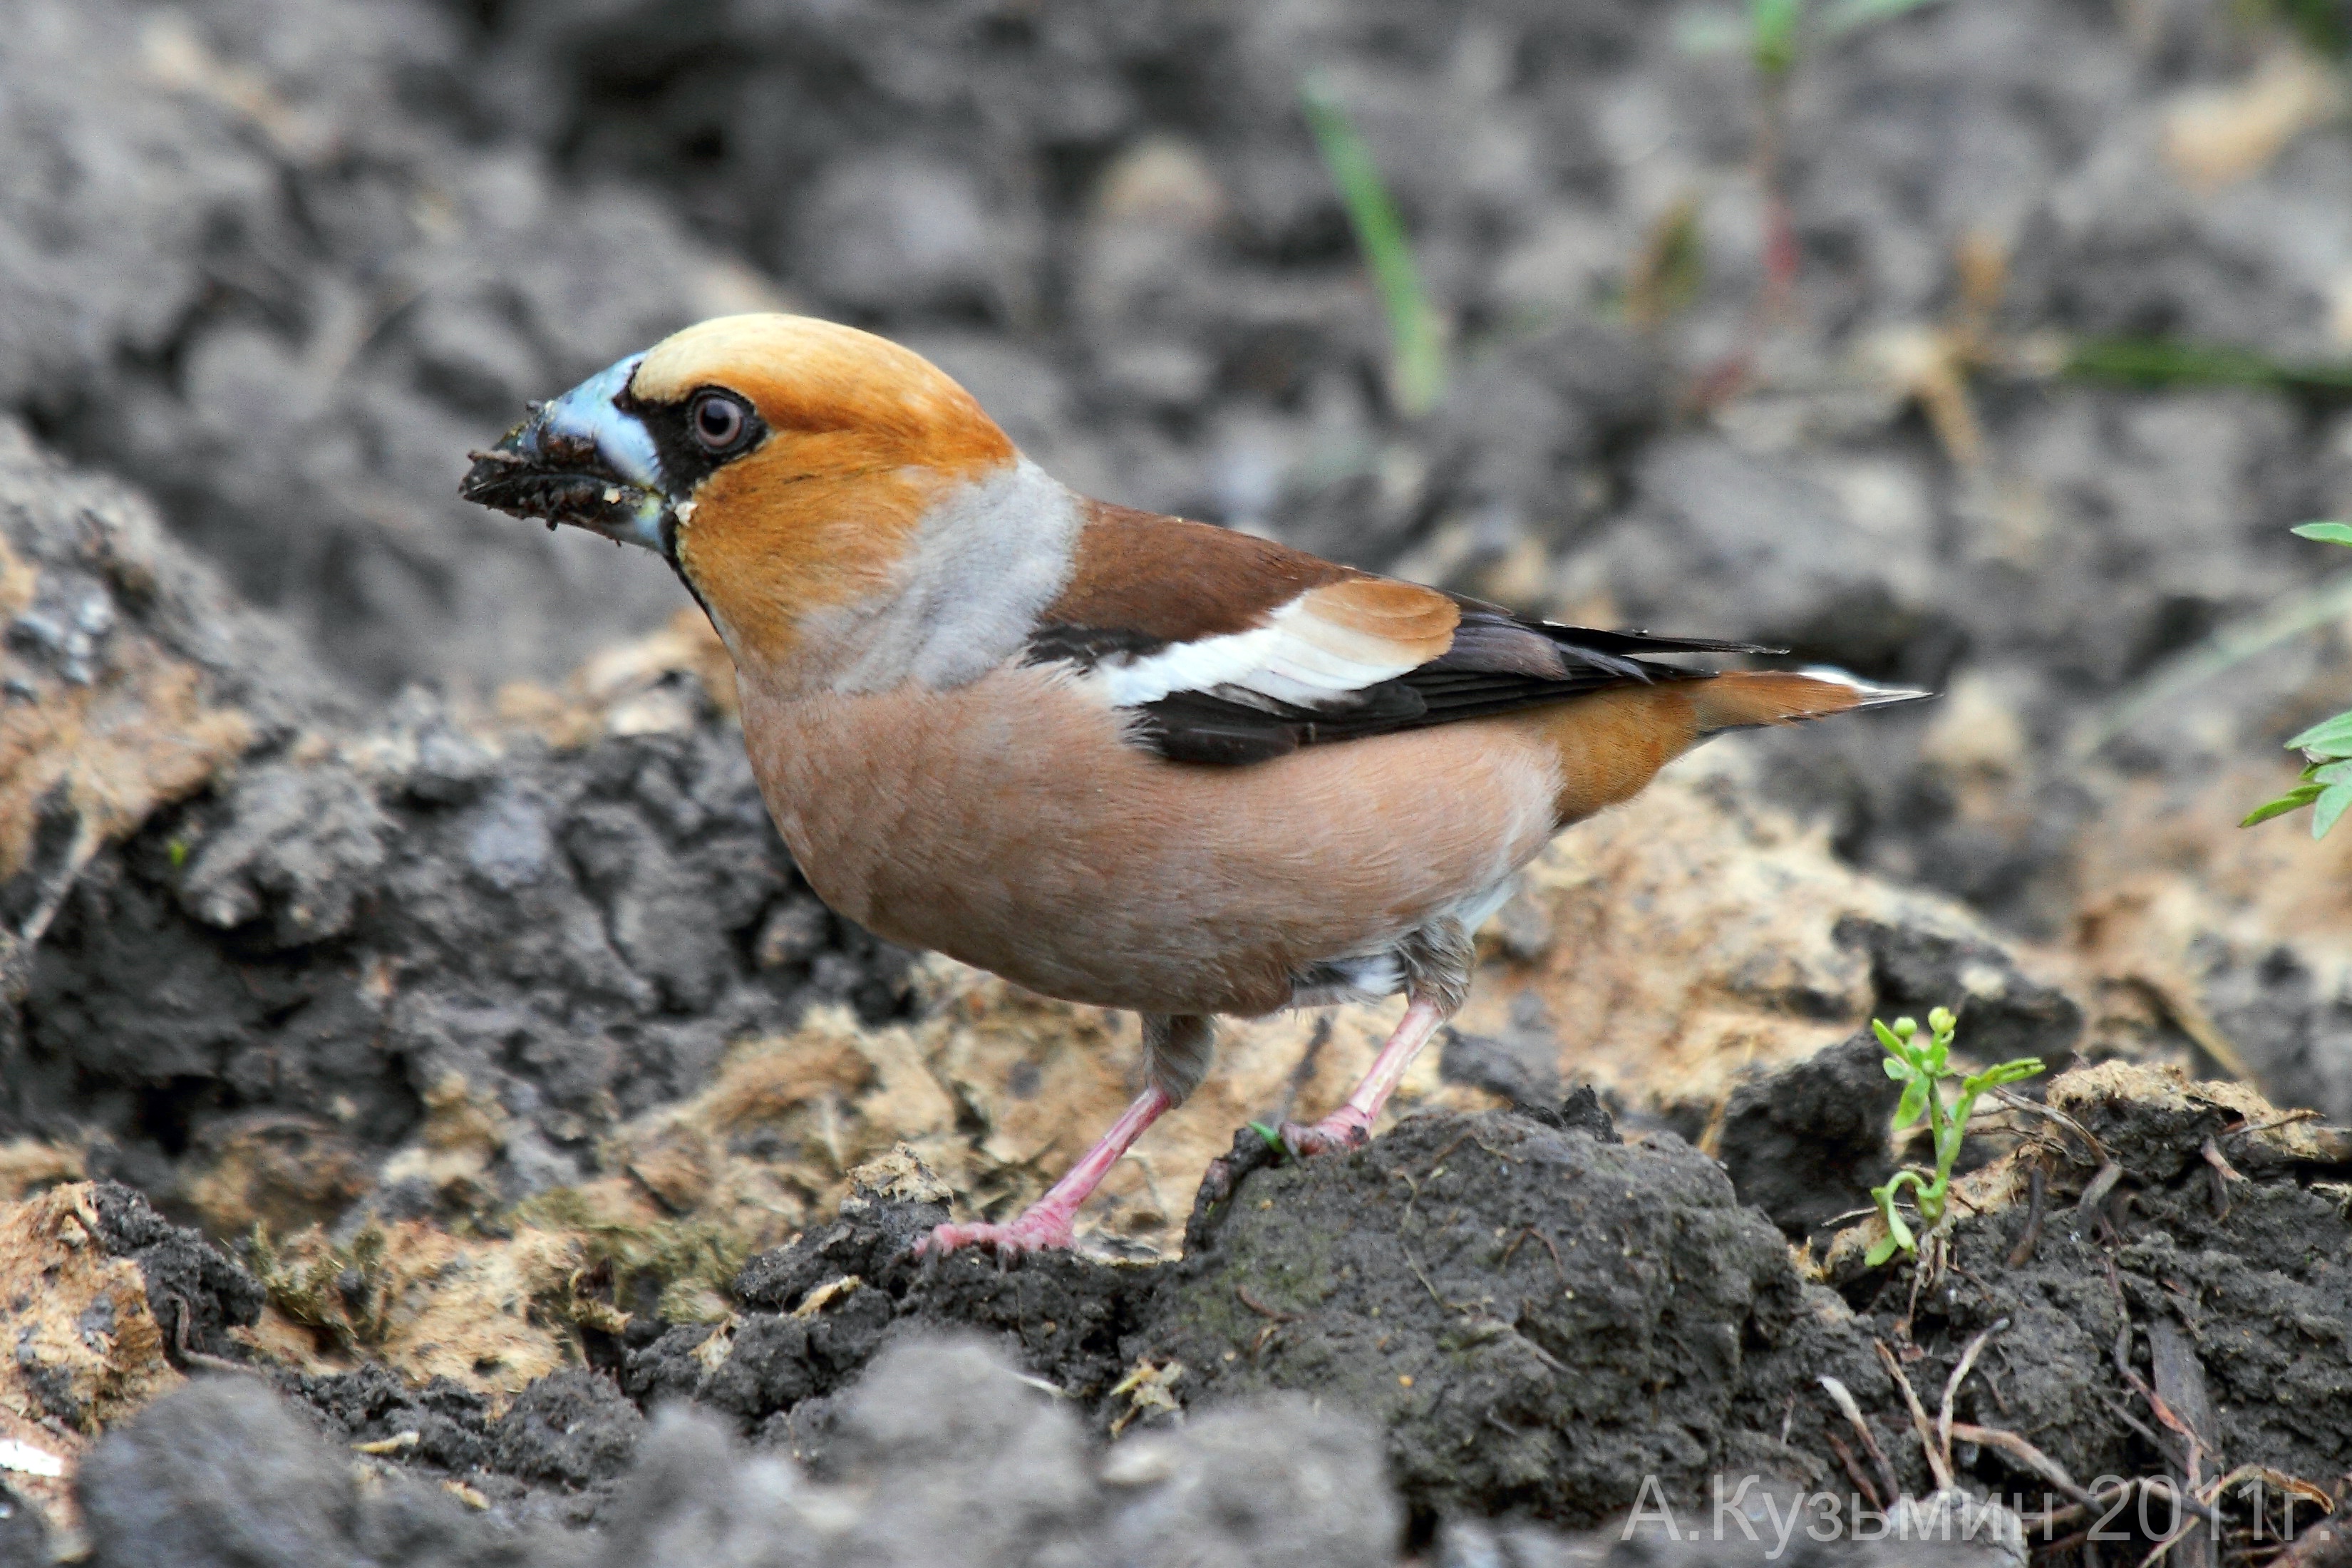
[1820,1375,1902,1504]
[1939,1319,2009,1463]
[1876,1338,1954,1492]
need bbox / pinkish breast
[735,662,1564,1018]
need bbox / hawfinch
[460,314,1922,1255]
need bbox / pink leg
[919,1083,1176,1257]
[1279,997,1447,1157]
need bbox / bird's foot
[1277,1108,1373,1160]
[917,1205,1076,1258]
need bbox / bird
[459,313,1926,1257]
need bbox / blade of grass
[1300,71,1448,418]
[2065,336,2352,398]
[1818,0,1946,37]
[2079,564,2352,753]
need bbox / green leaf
[2242,784,2326,827]
[1867,1177,1919,1266]
[2292,521,2352,547]
[2317,761,2352,785]
[1749,0,1802,75]
[2286,711,2352,754]
[1953,1061,2043,1124]
[1247,1121,1285,1155]
[1872,1018,1907,1055]
[2313,782,2352,839]
[1881,1056,1913,1082]
[1894,1077,1929,1130]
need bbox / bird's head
[459,313,1022,674]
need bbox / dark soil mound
[1829,1069,2352,1500]
[1136,1110,1806,1525]
[8,686,916,1227]
[627,1180,1155,1464]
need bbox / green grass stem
[1301,72,1448,418]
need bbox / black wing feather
[1085,599,1778,766]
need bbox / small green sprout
[2243,521,2352,840]
[1299,72,1449,418]
[1865,1007,2043,1267]
[1676,0,1945,77]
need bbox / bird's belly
[738,666,1564,1016]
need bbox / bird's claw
[1276,1113,1372,1160]
[917,1210,1076,1258]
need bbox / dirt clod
[488,1368,646,1490]
[1139,1110,1808,1527]
[1717,1033,1903,1241]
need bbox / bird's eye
[691,393,748,452]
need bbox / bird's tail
[1689,668,1934,734]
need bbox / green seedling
[1677,0,1945,76]
[1299,72,1448,418]
[2244,523,2352,838]
[1865,1008,2043,1267]
[1670,0,1941,340]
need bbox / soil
[7,0,2352,1561]
[1138,1110,1812,1526]
[13,1064,2348,1567]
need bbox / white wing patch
[1091,588,1444,711]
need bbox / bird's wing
[1029,502,1770,765]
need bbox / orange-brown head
[460,314,1041,683]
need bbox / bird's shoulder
[1028,501,1449,662]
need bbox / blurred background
[7,0,2352,1111]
